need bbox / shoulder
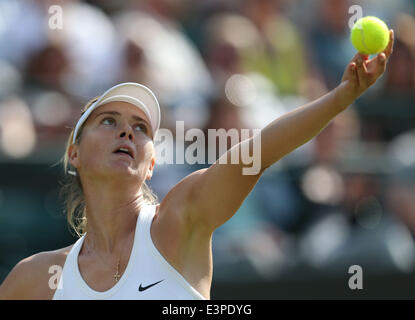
[0,245,73,300]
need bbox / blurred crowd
[1,0,415,282]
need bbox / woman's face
[69,101,155,183]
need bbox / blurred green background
[1,0,415,298]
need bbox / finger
[378,52,387,69]
[342,61,358,83]
[348,62,359,86]
[348,62,357,76]
[372,52,387,79]
[350,53,368,64]
[384,29,394,59]
[356,55,368,87]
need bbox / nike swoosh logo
[138,279,164,292]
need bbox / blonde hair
[59,97,159,238]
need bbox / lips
[113,144,134,159]
[114,152,133,159]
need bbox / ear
[68,143,81,170]
[146,156,156,180]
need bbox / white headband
[72,82,161,144]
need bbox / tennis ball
[350,16,390,55]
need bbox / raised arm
[177,30,394,234]
[262,30,394,170]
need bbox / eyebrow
[94,111,150,127]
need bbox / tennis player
[0,31,394,300]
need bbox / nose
[119,121,134,141]
[120,131,133,140]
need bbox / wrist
[333,81,356,112]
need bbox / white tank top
[53,204,206,300]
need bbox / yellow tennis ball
[350,16,390,55]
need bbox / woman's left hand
[335,29,394,110]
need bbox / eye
[134,123,148,134]
[101,117,115,125]
[101,117,149,135]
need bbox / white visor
[72,82,161,144]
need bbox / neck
[82,179,145,255]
